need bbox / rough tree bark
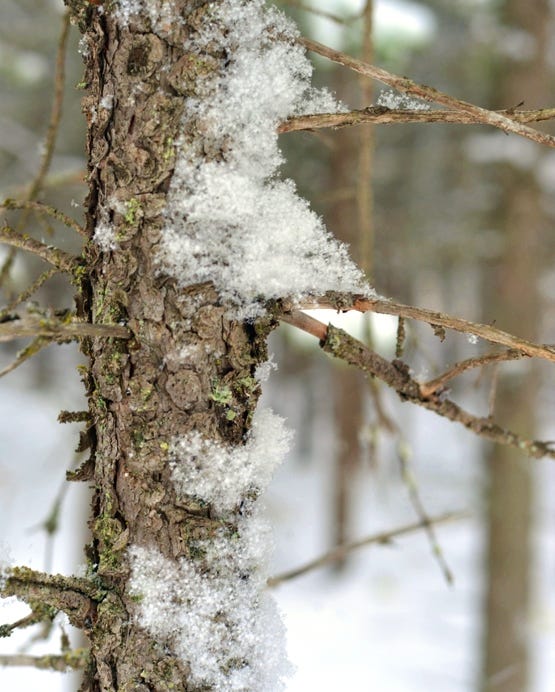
[64,1,272,688]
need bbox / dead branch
[0,337,49,379]
[1,199,86,238]
[2,567,104,631]
[268,510,468,586]
[0,226,78,273]
[295,294,555,365]
[0,268,59,320]
[396,442,454,584]
[300,37,555,149]
[26,11,71,202]
[420,350,526,398]
[279,106,555,133]
[0,650,88,672]
[281,310,555,460]
[0,313,130,342]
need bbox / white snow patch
[170,408,292,515]
[129,514,290,691]
[377,89,432,111]
[93,220,118,252]
[153,0,368,317]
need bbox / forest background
[1,0,555,690]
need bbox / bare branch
[0,313,130,343]
[420,350,526,398]
[282,310,555,460]
[0,268,59,320]
[1,199,86,238]
[281,0,353,25]
[0,337,49,379]
[300,37,555,149]
[397,443,454,584]
[0,650,88,672]
[279,106,555,133]
[295,294,555,365]
[0,226,78,273]
[26,11,71,202]
[268,511,468,586]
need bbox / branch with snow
[301,37,555,149]
[279,105,555,134]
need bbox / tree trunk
[67,2,281,688]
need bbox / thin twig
[420,350,526,397]
[397,443,454,584]
[26,11,71,202]
[281,0,358,25]
[268,511,468,586]
[281,310,555,459]
[0,337,49,379]
[0,651,87,672]
[1,200,86,238]
[0,314,129,342]
[300,37,555,149]
[294,294,555,365]
[0,268,59,320]
[0,226,78,273]
[279,106,555,133]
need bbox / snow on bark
[154,0,369,317]
[129,512,290,691]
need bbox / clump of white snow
[377,88,432,111]
[170,407,292,515]
[129,512,290,691]
[93,220,118,252]
[152,0,368,317]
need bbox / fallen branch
[268,510,468,586]
[279,106,555,133]
[301,37,555,149]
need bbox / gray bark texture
[66,1,272,688]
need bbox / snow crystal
[129,515,290,691]
[154,0,367,317]
[170,408,292,515]
[93,220,118,252]
[377,89,432,111]
[255,354,278,383]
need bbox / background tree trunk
[481,1,550,689]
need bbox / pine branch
[300,37,555,149]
